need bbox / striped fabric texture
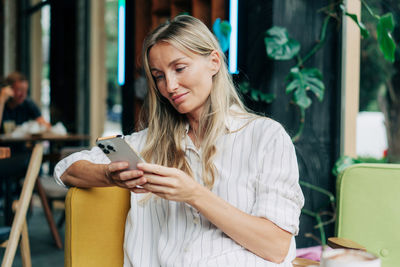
[54,115,304,267]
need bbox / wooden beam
[29,0,42,107]
[89,0,106,144]
[3,0,17,75]
[341,0,361,158]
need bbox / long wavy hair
[140,15,251,189]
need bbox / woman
[54,15,304,266]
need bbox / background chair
[333,163,400,267]
[65,186,318,267]
[1,143,43,267]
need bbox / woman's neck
[187,114,201,148]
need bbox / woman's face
[148,42,220,120]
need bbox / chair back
[336,163,400,267]
[1,143,43,267]
[65,186,130,267]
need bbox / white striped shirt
[54,115,304,267]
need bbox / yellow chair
[1,143,43,267]
[65,186,318,267]
[64,187,130,267]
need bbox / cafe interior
[0,0,399,266]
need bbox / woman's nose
[165,75,178,93]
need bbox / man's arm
[0,86,14,126]
[24,98,51,129]
[35,116,51,129]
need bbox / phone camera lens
[103,149,110,154]
[107,145,115,151]
[98,144,104,148]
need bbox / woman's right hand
[104,161,147,189]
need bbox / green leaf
[264,26,300,60]
[332,156,362,176]
[286,67,325,107]
[238,81,250,94]
[259,92,275,103]
[301,68,325,101]
[294,88,311,109]
[250,90,259,101]
[377,13,396,62]
[238,81,275,104]
[212,18,231,53]
[345,12,370,39]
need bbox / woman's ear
[209,50,221,76]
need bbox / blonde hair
[140,15,251,189]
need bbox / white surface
[356,112,388,158]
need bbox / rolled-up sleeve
[53,146,110,187]
[251,124,304,235]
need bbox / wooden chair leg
[20,221,32,267]
[36,179,63,249]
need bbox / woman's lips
[172,92,188,104]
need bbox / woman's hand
[133,163,201,203]
[104,161,147,190]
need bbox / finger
[137,163,177,176]
[143,173,176,187]
[131,187,150,194]
[142,183,171,194]
[108,161,129,172]
[124,176,147,188]
[119,169,144,181]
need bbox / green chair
[335,163,400,267]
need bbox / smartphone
[96,135,145,170]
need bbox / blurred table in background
[0,133,90,249]
[0,133,90,162]
[0,133,90,144]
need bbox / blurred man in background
[0,71,50,132]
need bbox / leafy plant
[264,26,300,60]
[264,21,328,142]
[238,81,275,103]
[300,180,336,246]
[213,18,232,53]
[242,0,397,142]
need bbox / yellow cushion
[65,187,130,267]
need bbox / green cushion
[336,163,400,267]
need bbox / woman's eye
[154,75,164,81]
[176,66,186,72]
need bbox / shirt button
[193,217,200,224]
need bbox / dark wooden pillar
[0,2,4,77]
[49,0,78,133]
[122,0,135,134]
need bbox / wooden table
[0,147,11,159]
[0,133,90,164]
[0,133,90,249]
[0,133,90,143]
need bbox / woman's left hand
[133,163,201,203]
